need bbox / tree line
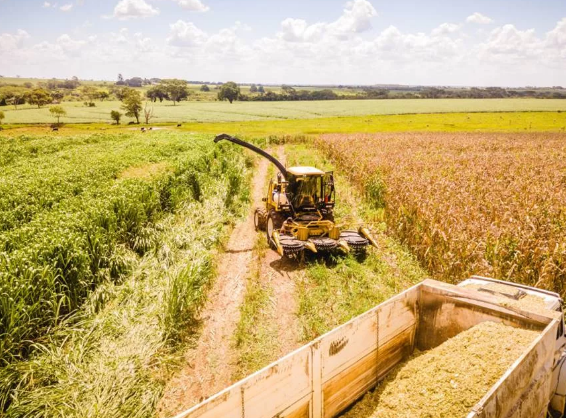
[1,75,565,112]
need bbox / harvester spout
[214,133,288,180]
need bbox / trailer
[172,277,566,418]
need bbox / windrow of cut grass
[319,132,566,297]
[0,131,250,368]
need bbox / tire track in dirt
[157,155,270,417]
[261,145,302,355]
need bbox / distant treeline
[239,86,566,101]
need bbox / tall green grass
[0,131,252,415]
[0,131,249,366]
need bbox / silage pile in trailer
[463,282,560,318]
[342,321,539,418]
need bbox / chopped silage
[341,321,539,418]
[463,282,559,318]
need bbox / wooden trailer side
[172,284,421,418]
[467,319,559,418]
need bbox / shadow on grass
[269,248,369,273]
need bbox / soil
[260,145,302,356]
[157,155,270,417]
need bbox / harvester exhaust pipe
[214,133,288,180]
[359,227,379,248]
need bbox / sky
[0,0,565,86]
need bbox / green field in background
[2,98,566,125]
[179,111,566,136]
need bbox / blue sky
[1,0,565,86]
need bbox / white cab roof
[287,166,325,176]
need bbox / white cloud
[431,23,460,36]
[57,33,85,52]
[167,20,207,47]
[43,2,52,7]
[0,29,30,52]
[173,0,209,12]
[111,0,159,20]
[277,0,376,43]
[474,19,566,68]
[478,24,540,61]
[60,3,73,11]
[466,12,493,25]
[330,0,377,34]
[546,17,566,48]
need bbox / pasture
[2,98,566,125]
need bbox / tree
[143,102,155,124]
[161,79,189,105]
[121,89,142,123]
[98,90,110,101]
[0,110,4,126]
[81,86,98,104]
[125,77,143,87]
[250,84,258,93]
[110,85,127,101]
[146,85,168,102]
[110,110,122,125]
[217,81,240,104]
[200,84,210,92]
[258,85,265,94]
[25,88,52,108]
[49,105,67,125]
[0,86,28,109]
[281,84,297,99]
[51,90,65,103]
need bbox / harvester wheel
[254,208,267,231]
[279,235,305,257]
[309,236,338,251]
[266,211,284,249]
[340,230,369,252]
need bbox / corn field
[319,132,566,296]
[0,131,250,368]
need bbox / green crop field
[2,98,566,125]
[0,131,252,415]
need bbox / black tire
[266,210,284,249]
[309,236,338,251]
[340,230,369,252]
[279,235,305,257]
[254,208,267,231]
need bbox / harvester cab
[214,133,378,257]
